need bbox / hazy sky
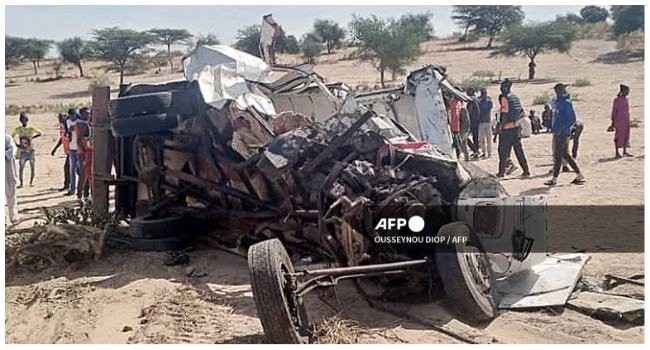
[6,5,588,46]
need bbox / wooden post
[92,86,112,214]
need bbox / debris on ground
[568,291,644,326]
[5,224,109,270]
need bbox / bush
[532,91,553,105]
[5,105,21,116]
[616,30,644,50]
[88,75,110,92]
[577,22,612,39]
[149,51,170,68]
[630,118,641,128]
[472,70,496,79]
[573,78,591,87]
[458,77,490,91]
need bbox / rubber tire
[248,239,309,344]
[111,113,178,137]
[110,92,173,118]
[435,222,498,323]
[129,215,187,239]
[129,234,195,252]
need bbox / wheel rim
[281,264,309,340]
[462,244,492,295]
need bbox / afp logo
[375,216,425,232]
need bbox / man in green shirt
[11,112,43,187]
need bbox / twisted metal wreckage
[94,15,588,343]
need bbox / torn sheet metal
[195,64,276,115]
[496,253,589,309]
[184,44,270,83]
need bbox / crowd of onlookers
[445,80,633,186]
[5,108,93,223]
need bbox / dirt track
[4,37,645,343]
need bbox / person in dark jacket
[466,88,481,159]
[545,83,585,186]
[477,88,493,157]
[496,79,530,178]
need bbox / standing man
[51,113,71,191]
[496,79,530,178]
[466,88,481,159]
[545,83,585,186]
[448,94,469,161]
[610,84,632,158]
[11,112,44,188]
[5,134,19,223]
[477,88,493,158]
[65,108,80,196]
[77,107,93,198]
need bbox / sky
[6,5,588,53]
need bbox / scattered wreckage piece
[567,291,644,326]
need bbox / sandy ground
[4,37,645,344]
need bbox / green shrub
[573,78,591,87]
[532,91,553,105]
[458,77,490,91]
[5,105,21,116]
[630,118,641,128]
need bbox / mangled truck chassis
[102,48,555,343]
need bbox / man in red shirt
[51,113,71,191]
[447,95,469,161]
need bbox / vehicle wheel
[248,239,309,344]
[129,215,187,239]
[111,113,178,137]
[129,234,195,252]
[110,92,173,118]
[435,222,497,322]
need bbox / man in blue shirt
[545,83,585,186]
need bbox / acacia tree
[195,33,221,48]
[22,39,52,74]
[234,25,262,57]
[58,37,92,77]
[5,36,28,69]
[92,27,153,85]
[580,6,608,23]
[492,20,577,79]
[611,6,645,36]
[313,19,345,54]
[452,5,482,40]
[300,32,324,63]
[349,13,431,87]
[149,28,192,73]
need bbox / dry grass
[311,316,367,344]
[616,30,645,50]
[577,22,613,40]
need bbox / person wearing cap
[11,112,44,187]
[65,108,80,195]
[496,79,530,178]
[610,84,632,158]
[545,83,585,186]
[51,113,72,191]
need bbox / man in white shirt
[65,109,79,195]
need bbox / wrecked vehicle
[101,27,586,343]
